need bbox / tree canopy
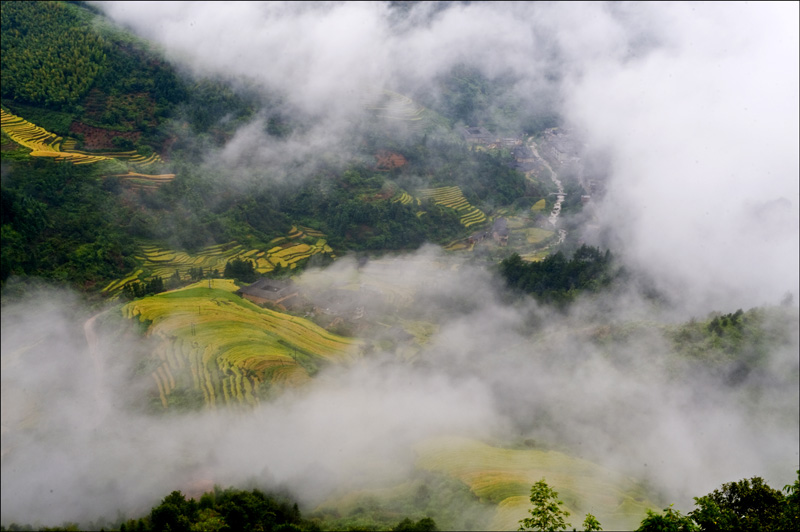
[518,478,572,532]
[499,245,622,306]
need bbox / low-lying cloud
[2,248,798,527]
[94,0,800,313]
[3,1,798,527]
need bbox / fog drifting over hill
[2,250,798,527]
[95,0,800,314]
[2,1,798,528]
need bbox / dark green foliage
[1,102,76,137]
[499,245,621,306]
[114,487,311,532]
[1,1,105,107]
[178,78,260,135]
[518,478,571,531]
[150,491,197,532]
[279,169,464,251]
[122,277,165,299]
[636,505,698,532]
[582,513,603,531]
[417,62,560,135]
[393,517,438,531]
[635,473,800,532]
[400,137,528,206]
[667,306,798,385]
[781,472,800,531]
[689,477,787,532]
[224,258,258,283]
[1,160,137,288]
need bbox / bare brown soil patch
[375,150,407,171]
[69,122,141,150]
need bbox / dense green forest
[498,245,623,306]
[0,1,105,107]
[1,1,547,295]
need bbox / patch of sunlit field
[174,279,240,292]
[531,198,546,211]
[526,227,555,244]
[520,250,550,262]
[391,190,414,205]
[1,108,108,164]
[105,228,336,296]
[444,240,471,251]
[121,287,362,408]
[1,109,165,167]
[102,269,143,293]
[417,186,487,228]
[415,436,654,531]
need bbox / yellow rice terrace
[103,227,334,297]
[415,437,655,531]
[122,284,362,410]
[0,108,163,166]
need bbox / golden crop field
[417,186,487,228]
[122,286,362,409]
[109,172,176,190]
[104,227,336,296]
[1,109,109,164]
[1,109,164,168]
[415,436,655,531]
[391,191,414,205]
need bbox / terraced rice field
[122,285,362,409]
[1,109,108,164]
[417,186,487,228]
[0,109,163,168]
[415,437,654,531]
[444,240,472,251]
[109,172,176,191]
[364,90,427,131]
[104,227,335,296]
[391,190,414,205]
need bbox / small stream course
[527,138,567,246]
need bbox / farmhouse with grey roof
[237,278,298,308]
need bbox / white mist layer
[2,1,798,527]
[2,251,798,526]
[93,0,800,314]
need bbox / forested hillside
[1,2,797,532]
[1,0,541,297]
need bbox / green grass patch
[526,227,555,244]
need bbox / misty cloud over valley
[95,0,799,311]
[2,1,798,529]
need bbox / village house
[492,217,509,246]
[461,126,494,144]
[468,231,489,245]
[237,278,298,309]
